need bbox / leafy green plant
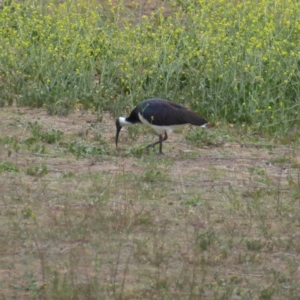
[28,121,43,138]
[245,239,264,251]
[181,196,202,207]
[41,129,64,144]
[27,122,63,144]
[259,287,274,300]
[270,156,293,164]
[142,169,166,182]
[62,172,75,178]
[21,207,36,219]
[128,146,145,158]
[26,164,48,177]
[185,128,230,147]
[0,136,20,154]
[0,161,19,173]
[197,231,217,251]
[63,141,109,159]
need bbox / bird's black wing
[138,99,207,126]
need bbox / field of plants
[1,0,300,299]
[0,0,300,132]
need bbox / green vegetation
[0,160,19,172]
[185,127,230,147]
[0,0,300,134]
[26,164,48,176]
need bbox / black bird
[116,98,207,154]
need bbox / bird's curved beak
[115,119,122,148]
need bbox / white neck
[118,117,132,126]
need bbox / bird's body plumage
[116,98,207,154]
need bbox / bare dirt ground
[1,106,300,299]
[0,106,297,185]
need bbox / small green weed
[0,136,19,146]
[128,125,142,141]
[270,156,293,164]
[28,122,63,144]
[28,121,42,136]
[0,136,20,154]
[185,128,229,147]
[245,239,264,251]
[26,164,48,177]
[63,141,109,159]
[62,172,75,178]
[46,102,73,116]
[142,169,166,182]
[21,207,36,219]
[181,196,202,207]
[41,129,64,144]
[259,287,274,300]
[32,144,46,154]
[197,231,217,251]
[0,161,19,173]
[128,146,144,158]
[248,167,267,176]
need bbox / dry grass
[1,107,300,299]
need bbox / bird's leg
[159,132,168,154]
[158,134,163,153]
[145,132,168,154]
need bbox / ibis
[116,98,207,154]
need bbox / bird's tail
[183,110,207,126]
